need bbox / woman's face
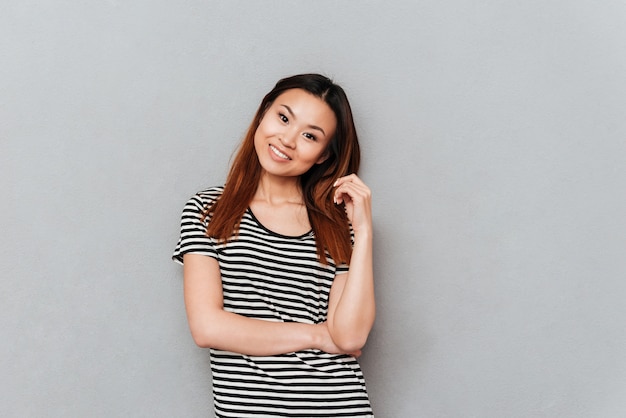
[254,88,337,179]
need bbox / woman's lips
[270,144,291,160]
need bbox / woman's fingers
[316,323,361,357]
[333,173,365,189]
[332,174,373,233]
[333,174,371,205]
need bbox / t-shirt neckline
[246,208,313,239]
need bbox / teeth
[270,145,290,160]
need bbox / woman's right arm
[183,253,347,356]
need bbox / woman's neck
[255,172,303,205]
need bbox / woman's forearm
[328,229,376,352]
[189,310,325,355]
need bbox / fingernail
[333,180,338,187]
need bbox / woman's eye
[279,113,288,123]
[303,133,317,141]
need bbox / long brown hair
[205,74,360,265]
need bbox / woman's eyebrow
[279,104,326,136]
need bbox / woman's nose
[279,129,297,148]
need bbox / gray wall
[2,1,625,417]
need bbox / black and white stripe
[173,187,374,417]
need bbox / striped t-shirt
[173,187,374,417]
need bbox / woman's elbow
[188,328,211,348]
[330,317,375,353]
[191,332,212,348]
[188,321,217,348]
[333,333,369,354]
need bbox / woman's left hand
[333,174,372,235]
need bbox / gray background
[2,1,625,417]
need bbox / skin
[183,88,375,356]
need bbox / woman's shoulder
[185,186,225,210]
[196,186,224,201]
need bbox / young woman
[173,74,375,417]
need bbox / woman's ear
[316,150,330,165]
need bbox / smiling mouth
[270,145,291,160]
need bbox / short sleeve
[335,263,349,275]
[172,190,221,264]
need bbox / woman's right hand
[314,322,361,358]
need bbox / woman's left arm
[327,174,376,353]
